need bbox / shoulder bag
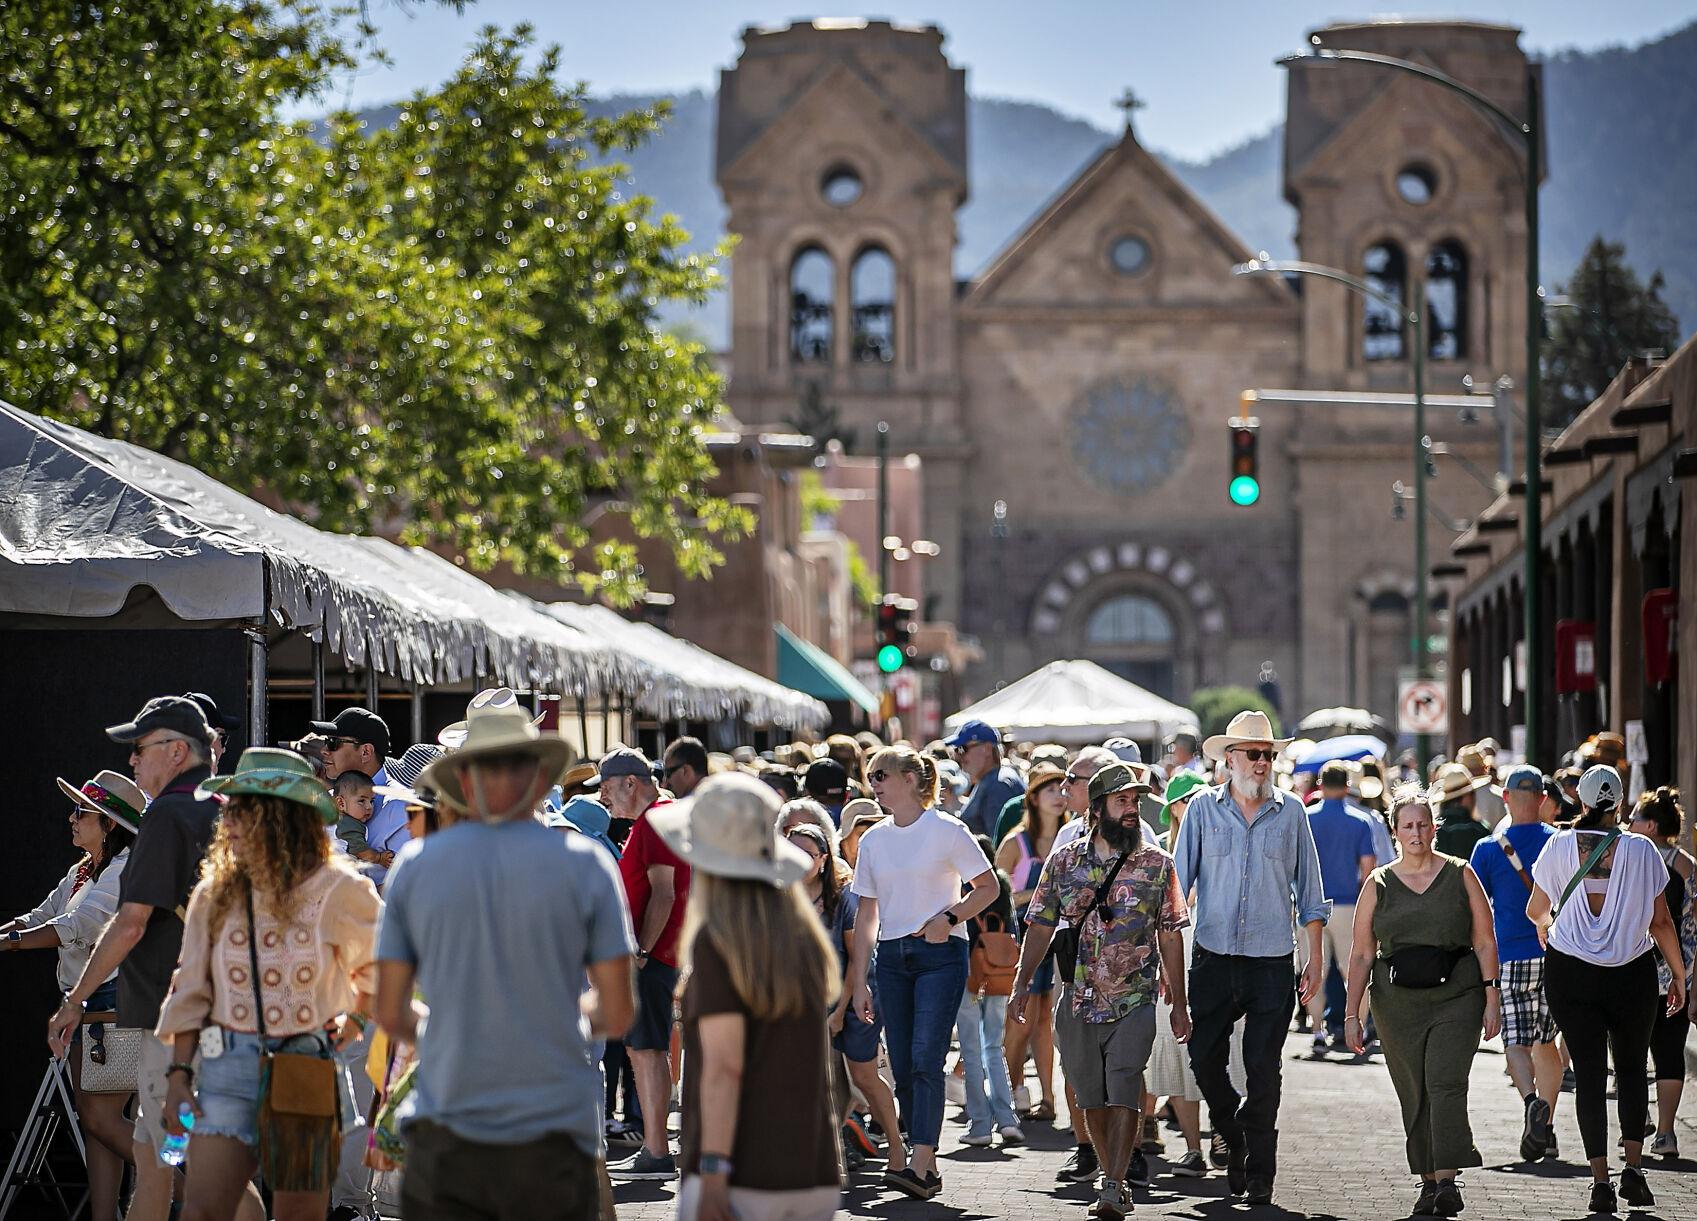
[1045,848,1131,980]
[966,910,1021,997]
[1492,831,1536,892]
[1551,828,1621,918]
[246,890,342,1192]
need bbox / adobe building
[715,16,1533,718]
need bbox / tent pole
[248,621,269,752]
[365,664,379,714]
[410,683,424,747]
[311,640,326,722]
[577,694,590,758]
[600,691,611,753]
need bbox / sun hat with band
[648,771,812,887]
[57,770,149,835]
[196,748,338,825]
[418,703,576,814]
[1427,761,1491,807]
[1201,710,1293,762]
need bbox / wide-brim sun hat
[57,770,149,834]
[436,687,544,749]
[648,771,812,887]
[197,748,338,826]
[1025,763,1066,797]
[1426,761,1492,806]
[419,703,576,812]
[1202,710,1294,762]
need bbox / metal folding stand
[0,1055,88,1221]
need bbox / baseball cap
[1502,764,1544,794]
[943,720,998,749]
[593,747,653,785]
[1088,762,1152,804]
[803,758,850,801]
[106,696,213,748]
[1102,737,1144,765]
[1577,764,1623,812]
[184,692,241,734]
[308,707,392,757]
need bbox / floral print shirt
[1027,838,1188,1023]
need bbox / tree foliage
[1186,685,1281,741]
[0,2,747,601]
[1543,236,1680,428]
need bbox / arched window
[1085,595,1174,646]
[1425,240,1468,360]
[850,246,895,363]
[1362,241,1407,362]
[789,247,834,364]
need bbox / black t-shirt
[680,936,841,1191]
[116,766,219,1028]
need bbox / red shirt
[617,798,690,968]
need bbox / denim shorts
[194,1029,349,1148]
[833,989,883,1064]
[73,979,120,1049]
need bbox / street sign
[1398,679,1448,735]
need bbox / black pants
[401,1120,603,1220]
[1651,996,1690,1083]
[1544,948,1657,1161]
[1186,947,1294,1182]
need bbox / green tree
[0,4,746,600]
[1544,236,1680,427]
[1186,685,1281,741]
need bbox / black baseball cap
[184,692,241,734]
[592,747,653,785]
[308,707,392,757]
[106,696,213,748]
[804,758,850,801]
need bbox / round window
[820,165,863,208]
[1109,235,1152,276]
[1396,164,1437,205]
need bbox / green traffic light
[876,644,905,673]
[1229,475,1261,506]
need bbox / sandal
[1025,1100,1057,1123]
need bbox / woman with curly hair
[156,748,381,1221]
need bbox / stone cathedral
[715,17,1536,716]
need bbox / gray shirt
[378,819,635,1153]
[1172,783,1331,958]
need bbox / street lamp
[1234,256,1432,770]
[1278,35,1547,763]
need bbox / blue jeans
[875,937,969,1149]
[955,991,1018,1135]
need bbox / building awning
[775,624,879,714]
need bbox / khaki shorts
[1054,988,1157,1110]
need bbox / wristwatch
[4,930,20,946]
[943,911,960,927]
[699,1153,734,1176]
[1482,978,1501,989]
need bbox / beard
[1099,814,1141,852]
[1231,771,1274,803]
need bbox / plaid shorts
[1500,957,1558,1046]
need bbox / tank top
[1011,830,1043,892]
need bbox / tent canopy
[944,659,1197,746]
[775,624,879,714]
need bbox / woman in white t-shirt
[848,745,997,1202]
[1528,765,1687,1215]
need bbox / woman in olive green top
[1344,788,1502,1218]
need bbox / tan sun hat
[1427,762,1491,806]
[57,770,149,835]
[1202,710,1293,762]
[419,702,576,812]
[647,771,812,887]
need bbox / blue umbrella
[1291,734,1388,772]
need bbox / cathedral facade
[715,17,1536,717]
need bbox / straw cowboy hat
[648,771,812,887]
[1427,761,1492,807]
[57,770,149,835]
[197,748,339,826]
[436,687,544,749]
[420,703,575,812]
[1202,710,1293,762]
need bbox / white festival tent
[943,658,1197,747]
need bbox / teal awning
[775,624,879,715]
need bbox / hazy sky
[342,1,1696,159]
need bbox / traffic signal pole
[876,420,890,600]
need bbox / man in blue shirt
[1173,711,1328,1207]
[1302,762,1379,1051]
[948,719,1025,839]
[312,706,410,884]
[1468,764,1563,1162]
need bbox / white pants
[1303,903,1356,1019]
[676,1177,840,1220]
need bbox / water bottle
[158,1103,195,1167]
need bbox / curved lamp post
[1234,257,1431,770]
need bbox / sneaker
[945,1072,966,1107]
[1090,1180,1130,1219]
[1545,1131,1559,1159]
[923,1170,943,1198]
[1061,1143,1100,1183]
[1127,1150,1150,1189]
[843,1145,867,1171]
[1412,1179,1439,1216]
[999,1124,1026,1146]
[1225,1142,1248,1196]
[1561,1067,1576,1093]
[1139,1114,1164,1154]
[1311,1033,1329,1056]
[1588,1179,1616,1215]
[1619,1165,1655,1208]
[844,1115,877,1157]
[605,1120,643,1148]
[1650,1130,1680,1159]
[1521,1095,1552,1162]
[607,1148,677,1181]
[1245,1175,1274,1205]
[1433,1178,1463,1216]
[960,1130,994,1147]
[1170,1150,1207,1178]
[1208,1132,1230,1169]
[882,1167,937,1200]
[1012,1084,1032,1114]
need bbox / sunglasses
[325,737,360,751]
[1230,748,1275,763]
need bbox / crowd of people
[7,690,1695,1219]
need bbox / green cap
[1158,771,1210,825]
[196,748,338,826]
[1088,762,1151,804]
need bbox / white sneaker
[999,1124,1026,1146]
[1650,1131,1679,1159]
[945,1074,966,1106]
[960,1130,994,1147]
[1012,1085,1032,1114]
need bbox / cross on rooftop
[1114,88,1145,132]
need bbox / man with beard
[1173,711,1329,1207]
[1012,764,1189,1220]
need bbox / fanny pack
[1385,945,1471,989]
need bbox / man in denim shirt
[1172,711,1329,1207]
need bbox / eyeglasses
[662,762,689,778]
[129,737,180,760]
[1062,772,1085,786]
[1230,748,1275,763]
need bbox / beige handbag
[79,1019,142,1094]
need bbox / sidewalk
[612,1030,1697,1219]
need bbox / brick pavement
[612,1031,1697,1219]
